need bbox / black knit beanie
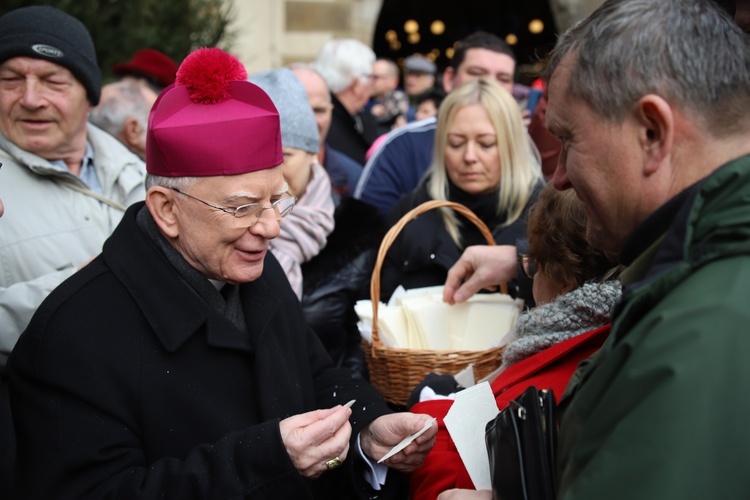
[0,6,101,105]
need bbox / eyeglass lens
[522,255,537,280]
[232,197,295,228]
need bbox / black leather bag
[484,386,557,500]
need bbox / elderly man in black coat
[8,47,436,500]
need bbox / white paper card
[377,418,436,463]
[443,381,498,491]
[388,285,408,307]
[462,296,522,350]
[454,363,476,388]
[410,300,450,350]
[355,286,523,350]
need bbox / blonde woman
[380,78,543,301]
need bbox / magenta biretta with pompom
[146,47,283,177]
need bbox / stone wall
[229,0,380,74]
[228,0,606,75]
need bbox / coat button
[430,254,435,260]
[403,260,409,266]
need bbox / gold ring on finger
[325,456,342,470]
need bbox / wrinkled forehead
[193,166,288,199]
[0,55,72,77]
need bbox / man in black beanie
[0,6,146,362]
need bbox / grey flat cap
[404,55,436,74]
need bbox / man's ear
[122,117,143,149]
[145,187,180,238]
[442,67,455,93]
[635,94,674,176]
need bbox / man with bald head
[89,79,157,160]
[368,58,408,127]
[290,63,363,205]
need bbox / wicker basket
[363,200,510,406]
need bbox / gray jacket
[0,124,145,360]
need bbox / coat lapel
[105,203,274,354]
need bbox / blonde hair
[427,78,542,245]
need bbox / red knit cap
[146,47,283,177]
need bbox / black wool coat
[326,94,385,165]
[8,202,393,500]
[302,198,386,379]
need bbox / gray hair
[144,174,197,191]
[89,80,151,140]
[542,0,750,134]
[314,38,375,94]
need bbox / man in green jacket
[443,0,750,497]
[539,0,750,497]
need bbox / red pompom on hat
[146,47,282,177]
[175,47,247,103]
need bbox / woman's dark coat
[8,202,392,500]
[380,181,538,302]
[302,198,386,380]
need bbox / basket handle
[369,200,508,350]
